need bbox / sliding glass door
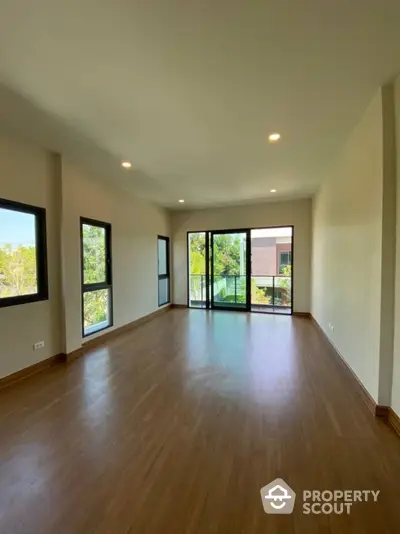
[250,227,293,314]
[211,230,250,310]
[187,227,293,314]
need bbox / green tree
[189,233,244,277]
[251,277,271,305]
[83,289,108,329]
[213,234,242,276]
[276,265,291,289]
[0,244,37,297]
[189,233,206,275]
[275,265,292,305]
[82,224,106,284]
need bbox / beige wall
[61,161,170,353]
[171,199,311,312]
[0,135,170,378]
[391,76,400,417]
[312,90,392,404]
[0,136,62,378]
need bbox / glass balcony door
[250,227,293,315]
[211,230,250,311]
[188,232,210,308]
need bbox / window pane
[158,278,169,305]
[82,224,106,284]
[0,208,38,297]
[274,276,292,309]
[83,289,110,336]
[188,232,207,308]
[279,250,292,274]
[158,238,168,275]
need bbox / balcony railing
[189,274,292,308]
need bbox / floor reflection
[184,310,297,404]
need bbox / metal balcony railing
[188,274,292,308]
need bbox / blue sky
[0,208,36,246]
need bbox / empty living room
[1,1,400,532]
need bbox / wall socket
[33,341,45,351]
[328,323,335,332]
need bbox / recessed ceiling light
[268,133,281,142]
[178,199,185,203]
[121,161,132,169]
[270,189,277,193]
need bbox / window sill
[83,320,111,338]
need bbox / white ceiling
[0,0,399,208]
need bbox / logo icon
[260,478,296,514]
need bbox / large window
[81,217,113,337]
[0,198,48,308]
[158,235,170,306]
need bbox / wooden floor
[1,309,400,533]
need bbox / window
[158,236,170,306]
[0,198,48,308]
[278,251,292,274]
[81,218,113,337]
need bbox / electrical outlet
[33,341,45,351]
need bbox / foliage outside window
[275,265,292,305]
[81,218,113,337]
[188,232,208,305]
[0,198,48,308]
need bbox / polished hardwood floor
[1,309,400,533]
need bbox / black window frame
[0,197,48,308]
[157,235,170,306]
[80,217,113,338]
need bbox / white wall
[0,136,62,378]
[61,161,170,353]
[0,135,170,378]
[171,199,312,312]
[312,91,385,403]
